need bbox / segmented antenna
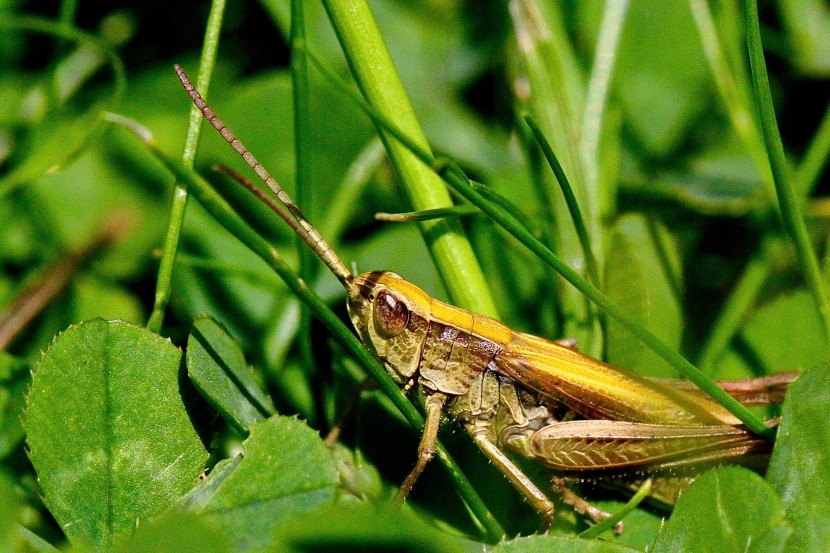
[174,64,354,288]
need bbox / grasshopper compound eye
[373,289,410,338]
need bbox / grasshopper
[174,65,795,531]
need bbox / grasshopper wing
[495,332,740,425]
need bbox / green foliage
[1,0,829,551]
[0,471,23,553]
[651,467,791,553]
[186,316,275,433]
[767,364,830,553]
[494,535,639,553]
[604,214,682,376]
[25,319,209,548]
[177,415,338,552]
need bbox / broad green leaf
[186,316,274,434]
[494,534,640,553]
[766,364,830,553]
[604,213,682,376]
[0,352,27,459]
[181,415,337,552]
[111,512,233,553]
[651,467,791,553]
[614,0,711,156]
[740,290,828,372]
[25,319,209,549]
[716,290,827,379]
[269,503,472,553]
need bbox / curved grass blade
[111,117,504,542]
[303,49,773,439]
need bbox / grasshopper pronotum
[174,65,795,532]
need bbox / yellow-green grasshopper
[174,65,796,531]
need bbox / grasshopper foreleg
[394,392,447,503]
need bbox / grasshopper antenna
[174,64,354,288]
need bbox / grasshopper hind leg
[466,423,555,531]
[551,476,624,534]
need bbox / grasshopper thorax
[347,271,432,385]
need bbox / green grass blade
[114,118,505,543]
[580,0,627,201]
[320,0,498,318]
[375,205,480,223]
[578,479,651,539]
[524,114,601,289]
[288,0,321,413]
[689,0,773,198]
[147,0,226,333]
[301,52,773,438]
[744,0,830,352]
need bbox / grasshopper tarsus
[553,338,579,351]
[552,477,623,534]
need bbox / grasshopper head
[347,271,432,385]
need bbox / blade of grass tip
[743,0,830,352]
[320,0,499,319]
[146,0,226,334]
[514,109,558,250]
[302,47,772,437]
[524,114,601,289]
[115,116,504,542]
[578,479,651,539]
[374,205,480,222]
[524,114,602,351]
[319,138,385,241]
[514,112,562,334]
